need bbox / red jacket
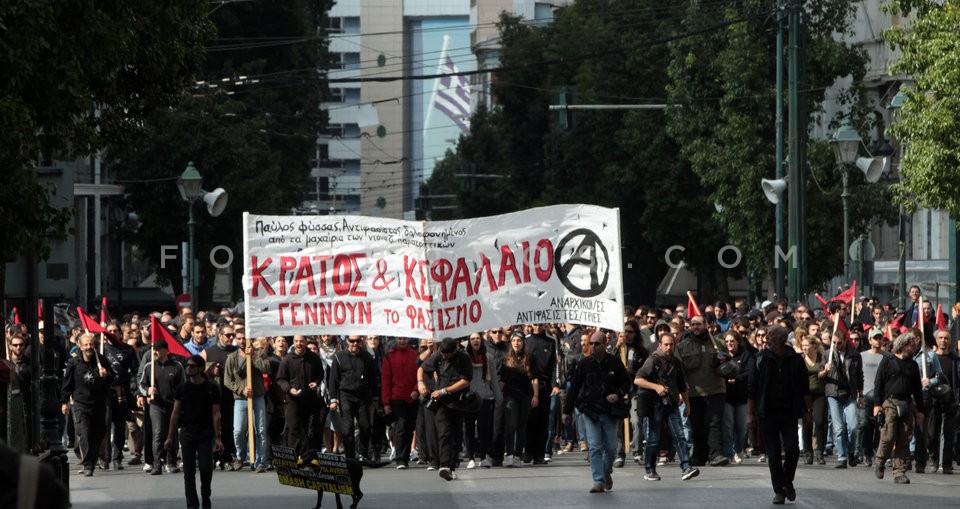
[381,346,419,403]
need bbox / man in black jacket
[525,324,558,463]
[562,330,631,493]
[418,337,472,481]
[139,339,186,475]
[328,335,380,461]
[873,332,925,484]
[824,330,865,468]
[61,333,115,476]
[276,335,324,453]
[748,325,811,505]
[201,324,238,468]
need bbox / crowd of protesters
[3,285,960,505]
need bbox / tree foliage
[110,0,330,306]
[0,0,212,296]
[885,1,960,216]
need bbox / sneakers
[815,453,826,465]
[633,455,642,465]
[466,459,477,469]
[804,452,813,465]
[657,454,668,466]
[143,463,153,473]
[505,455,518,468]
[113,460,124,471]
[128,456,142,466]
[589,483,605,493]
[613,457,625,468]
[733,453,743,465]
[579,444,588,452]
[230,459,243,471]
[709,456,730,467]
[643,471,661,481]
[544,454,552,463]
[150,467,162,475]
[681,467,700,480]
[255,465,266,473]
[396,463,408,470]
[83,469,94,477]
[758,454,768,463]
[165,464,180,474]
[772,493,786,505]
[451,470,459,480]
[834,460,848,469]
[894,475,910,484]
[426,465,437,471]
[563,443,574,453]
[603,474,613,490]
[438,467,453,481]
[480,457,492,468]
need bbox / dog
[297,450,388,509]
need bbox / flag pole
[620,343,629,446]
[918,296,927,379]
[829,309,839,363]
[246,337,255,465]
[423,34,451,137]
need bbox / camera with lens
[423,396,443,411]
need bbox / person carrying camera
[635,332,699,482]
[873,332,925,484]
[417,337,472,481]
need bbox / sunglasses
[589,342,603,346]
[11,343,25,347]
[222,333,236,338]
[347,339,361,344]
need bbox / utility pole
[775,0,785,299]
[786,0,805,303]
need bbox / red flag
[12,307,19,324]
[829,280,857,303]
[76,307,124,346]
[936,304,947,330]
[686,291,701,318]
[101,296,110,326]
[150,315,191,358]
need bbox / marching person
[562,330,631,493]
[328,335,380,461]
[201,324,238,469]
[224,337,270,472]
[823,329,864,468]
[677,315,729,466]
[747,325,811,505]
[165,355,224,509]
[873,332,925,484]
[418,337,472,481]
[61,332,115,477]
[381,336,420,469]
[930,329,958,473]
[635,332,700,481]
[276,334,324,453]
[139,339,186,475]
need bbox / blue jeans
[827,396,860,460]
[644,403,691,472]
[233,396,266,467]
[582,412,618,484]
[546,393,560,455]
[723,402,748,457]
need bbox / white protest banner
[243,204,622,339]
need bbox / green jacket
[224,349,270,400]
[676,330,726,397]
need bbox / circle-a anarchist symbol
[554,228,609,298]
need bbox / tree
[0,1,213,297]
[666,0,891,294]
[885,1,960,216]
[111,0,330,307]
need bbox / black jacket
[61,352,116,408]
[526,333,559,389]
[138,357,186,408]
[563,353,631,417]
[747,348,809,419]
[824,347,864,399]
[276,350,324,401]
[328,349,379,403]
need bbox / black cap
[154,339,168,350]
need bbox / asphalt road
[69,451,960,509]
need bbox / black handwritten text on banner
[242,205,622,339]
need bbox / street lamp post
[889,90,908,311]
[831,122,862,286]
[177,162,204,311]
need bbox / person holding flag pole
[60,332,115,476]
[224,336,269,472]
[140,316,189,475]
[912,296,943,473]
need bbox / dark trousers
[801,393,827,454]
[761,412,801,495]
[504,395,531,456]
[284,396,318,454]
[101,396,128,462]
[75,404,108,471]
[927,402,957,469]
[389,400,418,464]
[688,394,725,464]
[861,395,881,459]
[180,430,214,509]
[463,399,494,459]
[434,404,462,469]
[524,381,549,460]
[142,403,154,465]
[416,402,439,466]
[490,397,506,460]
[340,397,372,459]
[217,393,236,463]
[150,404,175,466]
